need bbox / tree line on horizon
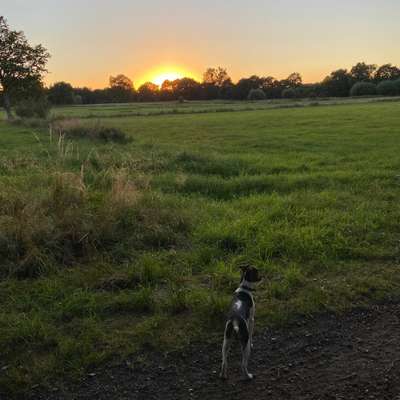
[2,13,400,118]
[46,62,400,105]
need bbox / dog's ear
[238,262,250,273]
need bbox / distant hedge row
[350,79,400,97]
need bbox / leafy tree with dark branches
[350,62,376,83]
[203,67,231,87]
[374,64,400,82]
[109,74,134,91]
[137,82,159,102]
[322,69,352,97]
[0,16,50,119]
[109,74,135,102]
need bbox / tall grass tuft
[0,169,191,280]
[51,119,129,143]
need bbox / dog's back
[225,291,254,345]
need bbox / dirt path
[31,303,400,400]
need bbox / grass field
[50,96,400,119]
[1,100,400,396]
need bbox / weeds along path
[31,302,400,400]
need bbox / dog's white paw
[244,373,254,381]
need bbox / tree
[0,16,50,119]
[376,80,398,96]
[74,87,95,104]
[108,74,135,103]
[350,82,377,97]
[203,67,232,100]
[202,83,219,100]
[48,81,75,105]
[294,83,324,98]
[234,75,264,100]
[219,82,235,100]
[282,88,296,99]
[138,82,159,102]
[248,88,266,100]
[374,64,400,82]
[281,72,302,88]
[257,76,281,99]
[203,67,231,87]
[350,62,376,83]
[322,69,352,97]
[171,78,202,100]
[160,80,175,101]
[109,74,134,91]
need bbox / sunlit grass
[1,101,400,396]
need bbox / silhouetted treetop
[0,16,50,119]
[138,81,159,101]
[374,64,400,82]
[109,74,134,91]
[322,69,352,98]
[350,62,376,82]
[203,67,231,87]
[282,73,303,88]
[48,82,75,105]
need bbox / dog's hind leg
[249,306,255,349]
[220,337,230,380]
[241,340,254,380]
[220,322,233,380]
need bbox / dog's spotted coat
[220,264,261,380]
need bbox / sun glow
[138,66,199,87]
[153,72,183,86]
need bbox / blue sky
[2,0,398,87]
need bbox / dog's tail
[232,319,240,334]
[231,318,249,346]
[226,319,249,345]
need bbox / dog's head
[239,263,262,285]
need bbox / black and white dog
[220,264,261,380]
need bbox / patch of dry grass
[51,119,129,143]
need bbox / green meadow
[1,100,400,395]
[50,96,400,119]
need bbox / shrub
[51,119,129,143]
[247,88,266,101]
[282,88,296,99]
[15,98,51,119]
[394,79,400,94]
[73,94,83,105]
[377,80,399,96]
[350,82,377,97]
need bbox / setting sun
[137,66,199,87]
[152,72,183,86]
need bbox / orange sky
[2,0,399,89]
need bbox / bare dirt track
[30,303,400,400]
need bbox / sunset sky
[2,0,399,88]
